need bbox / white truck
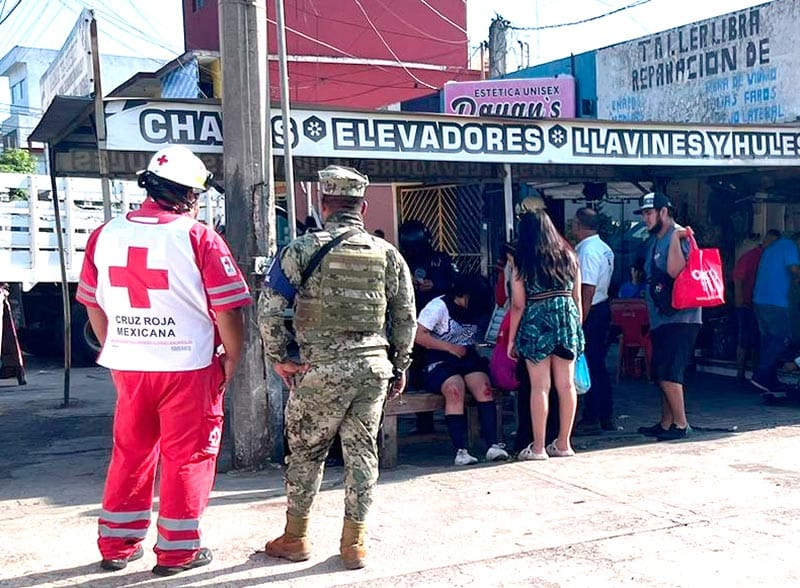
[0,172,226,365]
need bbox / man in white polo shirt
[572,207,616,435]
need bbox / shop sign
[443,77,575,119]
[597,0,800,124]
[103,99,800,168]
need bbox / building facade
[596,0,799,124]
[0,45,166,171]
[503,0,798,126]
[182,0,478,108]
[0,47,58,154]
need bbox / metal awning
[29,95,95,147]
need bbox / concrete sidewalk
[1,361,800,587]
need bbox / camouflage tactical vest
[294,231,388,334]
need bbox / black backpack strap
[299,228,360,288]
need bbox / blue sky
[0,0,183,60]
[0,0,183,107]
[0,0,768,107]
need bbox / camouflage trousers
[284,354,392,522]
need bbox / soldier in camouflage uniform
[258,165,416,570]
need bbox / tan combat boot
[264,513,311,561]
[339,518,367,570]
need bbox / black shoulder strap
[300,228,360,288]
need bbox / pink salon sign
[444,77,576,119]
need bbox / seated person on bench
[415,275,509,466]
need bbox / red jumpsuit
[77,199,250,567]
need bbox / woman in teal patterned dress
[507,209,584,460]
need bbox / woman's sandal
[545,441,575,458]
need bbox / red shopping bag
[672,233,725,309]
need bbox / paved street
[1,359,800,587]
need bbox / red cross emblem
[157,155,168,165]
[108,247,169,309]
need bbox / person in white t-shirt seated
[415,275,510,466]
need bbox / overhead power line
[0,0,22,28]
[508,0,653,31]
[352,0,437,90]
[418,0,467,35]
[366,0,466,45]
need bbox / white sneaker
[454,448,478,466]
[485,443,510,462]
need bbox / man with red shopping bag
[635,193,701,441]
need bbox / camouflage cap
[318,165,369,197]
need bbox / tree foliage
[0,148,37,200]
[0,148,37,174]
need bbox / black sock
[445,414,467,450]
[477,401,498,446]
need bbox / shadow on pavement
[2,551,351,588]
[2,360,800,510]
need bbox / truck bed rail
[0,173,224,290]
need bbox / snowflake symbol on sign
[548,125,568,149]
[303,116,327,142]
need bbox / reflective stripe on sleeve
[210,291,252,306]
[207,282,246,295]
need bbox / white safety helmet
[140,145,211,193]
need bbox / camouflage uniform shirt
[259,211,416,370]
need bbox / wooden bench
[380,390,507,469]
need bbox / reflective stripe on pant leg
[99,508,151,540]
[156,517,202,551]
[98,371,160,561]
[100,509,152,524]
[99,525,149,539]
[155,363,224,566]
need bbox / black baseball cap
[634,192,673,215]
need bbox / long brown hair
[514,209,577,289]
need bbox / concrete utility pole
[219,0,280,468]
[488,16,509,78]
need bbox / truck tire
[70,303,101,366]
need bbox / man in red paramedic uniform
[76,145,250,576]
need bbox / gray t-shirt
[644,224,703,330]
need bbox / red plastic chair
[610,299,652,382]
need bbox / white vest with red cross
[92,215,215,371]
